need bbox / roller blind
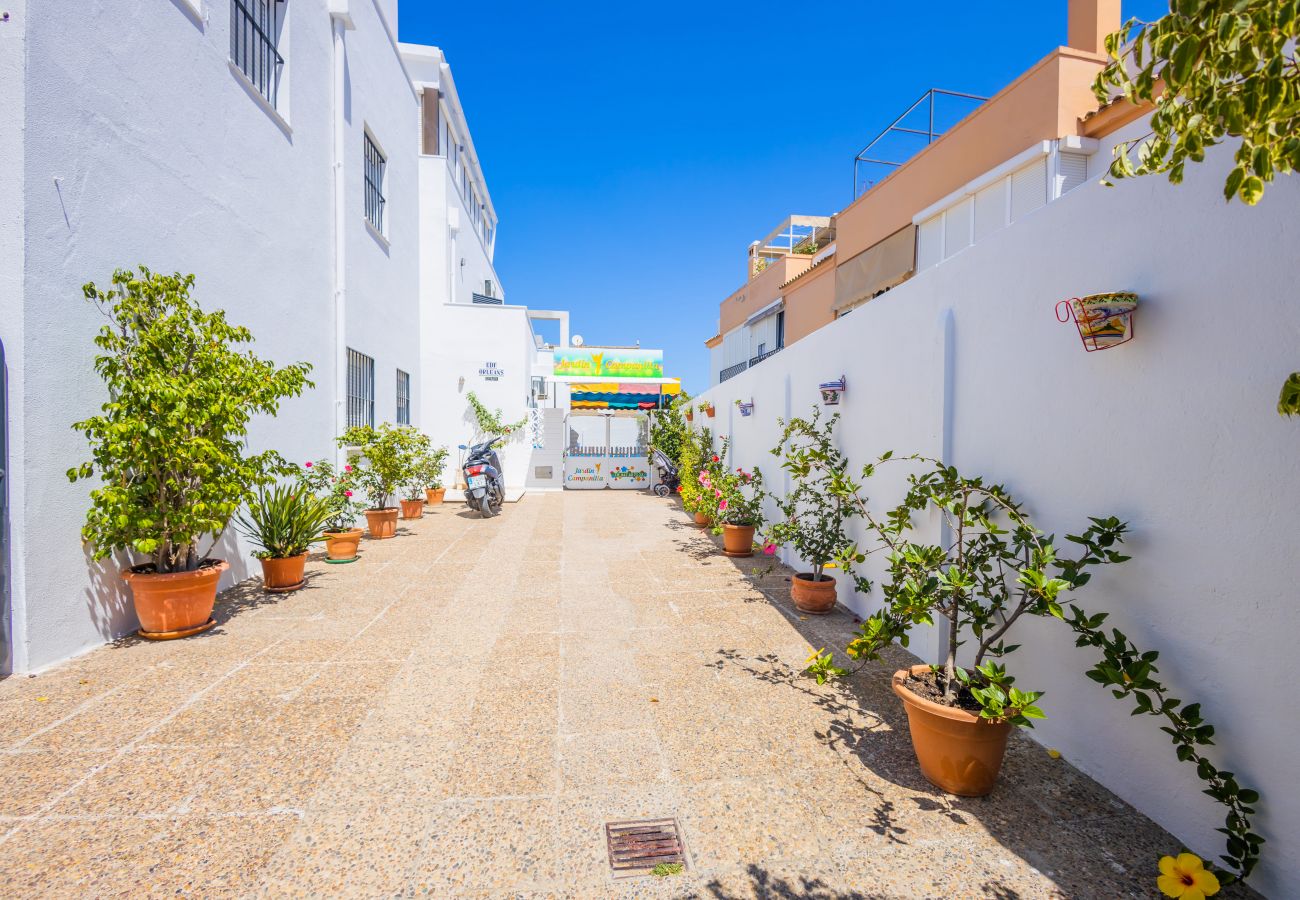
[833,225,916,313]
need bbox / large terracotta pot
[124,559,228,639]
[260,553,307,593]
[892,665,1013,797]
[400,498,424,520]
[693,510,711,527]
[722,524,755,557]
[791,572,836,614]
[365,507,399,539]
[323,528,362,562]
[425,487,446,506]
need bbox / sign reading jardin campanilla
[551,348,664,381]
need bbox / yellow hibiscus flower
[1157,853,1220,899]
[805,647,825,665]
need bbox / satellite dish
[571,334,584,347]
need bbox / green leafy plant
[466,391,526,438]
[1094,1,1298,207]
[797,445,1263,886]
[234,483,333,559]
[412,445,450,492]
[649,391,692,466]
[677,426,712,514]
[339,423,425,510]
[650,862,684,877]
[68,267,312,573]
[693,439,729,520]
[765,410,869,587]
[296,460,366,533]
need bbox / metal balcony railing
[719,360,749,383]
[749,344,783,368]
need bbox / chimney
[1067,0,1121,54]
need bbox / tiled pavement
[0,492,1234,898]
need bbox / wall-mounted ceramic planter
[737,401,754,417]
[819,377,846,406]
[1056,292,1138,352]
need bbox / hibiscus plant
[68,267,312,574]
[709,463,766,535]
[297,460,366,534]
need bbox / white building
[0,0,565,674]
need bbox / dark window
[347,348,374,429]
[776,310,786,348]
[230,0,284,108]
[364,133,386,232]
[396,369,410,425]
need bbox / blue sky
[400,1,1168,393]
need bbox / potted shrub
[703,402,716,418]
[693,441,729,527]
[420,446,450,505]
[711,465,765,556]
[676,426,708,523]
[298,460,366,563]
[234,484,333,592]
[765,410,863,614]
[340,424,424,538]
[68,267,311,638]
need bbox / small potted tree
[298,460,366,563]
[766,410,863,614]
[339,424,423,539]
[711,465,765,556]
[234,484,333,592]
[68,267,311,638]
[421,446,450,506]
[398,431,434,520]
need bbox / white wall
[6,1,419,672]
[697,149,1300,898]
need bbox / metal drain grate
[605,818,686,878]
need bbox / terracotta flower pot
[364,507,399,539]
[124,559,228,639]
[685,412,694,422]
[260,553,307,593]
[722,524,755,557]
[425,487,446,506]
[693,510,711,527]
[892,665,1012,797]
[400,498,424,520]
[704,406,716,418]
[791,572,836,614]
[323,528,362,562]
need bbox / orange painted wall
[717,255,812,335]
[836,48,1107,263]
[782,260,836,345]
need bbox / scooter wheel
[479,493,497,518]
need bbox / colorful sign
[552,348,663,379]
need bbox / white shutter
[973,178,1008,242]
[917,215,943,270]
[943,197,973,259]
[1057,151,1089,196]
[1011,159,1048,222]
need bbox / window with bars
[230,0,285,109]
[364,133,386,233]
[347,348,375,429]
[396,369,410,425]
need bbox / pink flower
[718,499,729,511]
[345,490,353,497]
[763,543,776,556]
[344,465,353,472]
[305,461,313,468]
[714,489,722,498]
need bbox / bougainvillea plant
[799,445,1263,887]
[68,267,312,573]
[297,460,366,534]
[709,464,766,535]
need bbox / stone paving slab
[0,492,1253,898]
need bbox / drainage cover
[605,818,686,878]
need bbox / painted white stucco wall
[695,146,1300,898]
[6,1,420,673]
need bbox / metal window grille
[396,369,410,425]
[230,0,284,108]
[347,348,375,429]
[364,133,386,232]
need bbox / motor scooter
[460,438,505,518]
